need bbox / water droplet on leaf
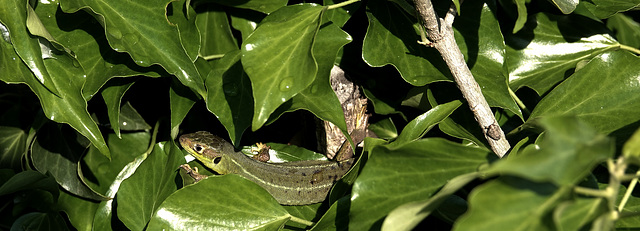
[109,28,123,39]
[279,78,293,92]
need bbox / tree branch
[412,0,510,157]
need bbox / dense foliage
[2,0,640,230]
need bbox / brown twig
[413,0,510,157]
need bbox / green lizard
[179,131,355,205]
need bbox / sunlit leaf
[117,142,185,231]
[0,1,60,95]
[527,51,640,136]
[241,4,325,130]
[506,13,617,95]
[148,175,290,230]
[60,0,206,97]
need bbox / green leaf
[514,0,528,33]
[169,77,197,138]
[363,0,448,86]
[527,51,640,136]
[195,5,238,58]
[205,52,253,145]
[117,102,151,132]
[368,117,398,139]
[310,197,350,230]
[454,1,521,118]
[349,139,492,230]
[606,13,640,49]
[549,0,579,14]
[35,3,161,100]
[58,189,100,231]
[101,78,135,138]
[92,135,155,231]
[229,9,263,42]
[81,132,151,196]
[11,212,70,231]
[506,13,618,95]
[0,1,60,96]
[0,170,58,198]
[489,117,613,186]
[553,198,607,231]
[60,0,206,97]
[623,127,640,160]
[148,175,290,230]
[241,4,325,130]
[323,0,359,27]
[0,126,27,170]
[453,177,571,231]
[31,123,107,200]
[166,0,200,62]
[276,21,352,135]
[581,0,640,19]
[0,2,110,157]
[390,100,462,147]
[117,142,185,231]
[382,172,480,231]
[204,0,287,14]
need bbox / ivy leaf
[267,19,353,136]
[0,1,60,96]
[506,13,618,95]
[489,117,613,186]
[549,0,579,14]
[31,124,108,201]
[363,0,448,86]
[117,142,185,231]
[241,4,325,130]
[206,52,253,145]
[0,1,110,157]
[606,13,640,49]
[454,177,571,231]
[527,51,640,136]
[195,6,238,58]
[204,0,287,14]
[148,175,290,230]
[60,0,206,97]
[581,0,640,19]
[390,100,462,147]
[349,139,492,230]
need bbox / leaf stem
[619,44,640,55]
[201,54,225,60]
[289,215,314,227]
[574,186,611,197]
[618,169,640,212]
[327,0,360,10]
[508,87,529,117]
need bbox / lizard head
[179,131,229,174]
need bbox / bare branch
[412,0,510,157]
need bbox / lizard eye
[213,157,221,164]
[194,144,204,153]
